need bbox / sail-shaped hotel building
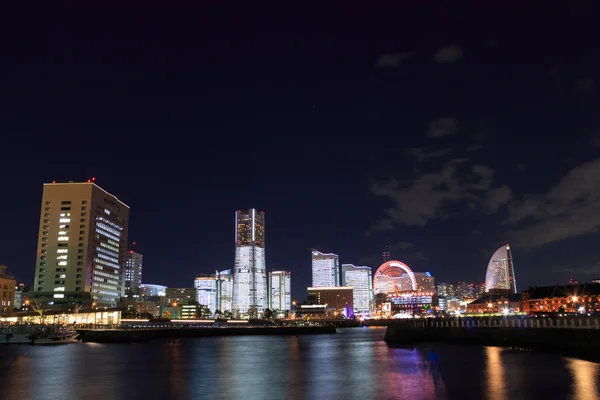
[484,244,517,294]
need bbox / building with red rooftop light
[31,181,130,308]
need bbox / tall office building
[33,181,129,308]
[341,264,373,314]
[216,269,233,313]
[125,250,143,294]
[382,246,391,263]
[311,250,339,287]
[194,274,218,314]
[269,270,291,312]
[232,209,267,316]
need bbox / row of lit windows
[95,252,119,264]
[96,218,123,232]
[96,245,118,258]
[96,228,120,242]
[93,257,120,270]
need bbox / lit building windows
[58,261,67,266]
[312,251,340,287]
[59,218,71,223]
[57,249,68,254]
[58,236,69,241]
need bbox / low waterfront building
[466,293,522,314]
[388,292,435,315]
[522,283,600,314]
[307,287,353,317]
[0,266,16,314]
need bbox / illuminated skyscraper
[485,244,517,294]
[125,250,143,294]
[217,269,233,313]
[269,270,291,312]
[32,181,129,308]
[341,264,373,313]
[194,274,218,314]
[232,209,267,316]
[311,250,340,287]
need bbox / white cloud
[506,158,600,248]
[428,118,458,138]
[433,45,463,64]
[369,159,505,227]
[485,185,513,214]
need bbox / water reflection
[486,346,506,400]
[567,357,600,400]
[0,329,599,400]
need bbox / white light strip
[251,209,255,241]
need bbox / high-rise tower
[33,181,129,308]
[125,250,143,294]
[485,244,517,294]
[311,250,340,287]
[382,245,391,263]
[269,270,291,312]
[232,209,267,316]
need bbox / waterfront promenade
[384,317,600,362]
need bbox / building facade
[32,181,129,308]
[233,209,267,316]
[307,287,354,317]
[466,293,522,314]
[194,274,218,314]
[0,266,16,313]
[217,269,233,313]
[269,270,291,312]
[485,244,517,294]
[125,250,143,294]
[341,264,373,314]
[140,283,167,297]
[414,272,435,293]
[522,283,600,314]
[165,288,198,306]
[311,250,339,287]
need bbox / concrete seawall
[78,326,337,343]
[384,322,600,362]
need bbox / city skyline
[4,180,597,303]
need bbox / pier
[77,325,337,343]
[384,317,600,362]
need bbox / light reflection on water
[0,327,599,400]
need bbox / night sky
[2,6,600,301]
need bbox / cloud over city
[505,157,600,249]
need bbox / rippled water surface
[1,327,599,400]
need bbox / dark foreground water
[1,327,599,400]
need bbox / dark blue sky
[2,5,600,300]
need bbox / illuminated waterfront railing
[410,317,600,329]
